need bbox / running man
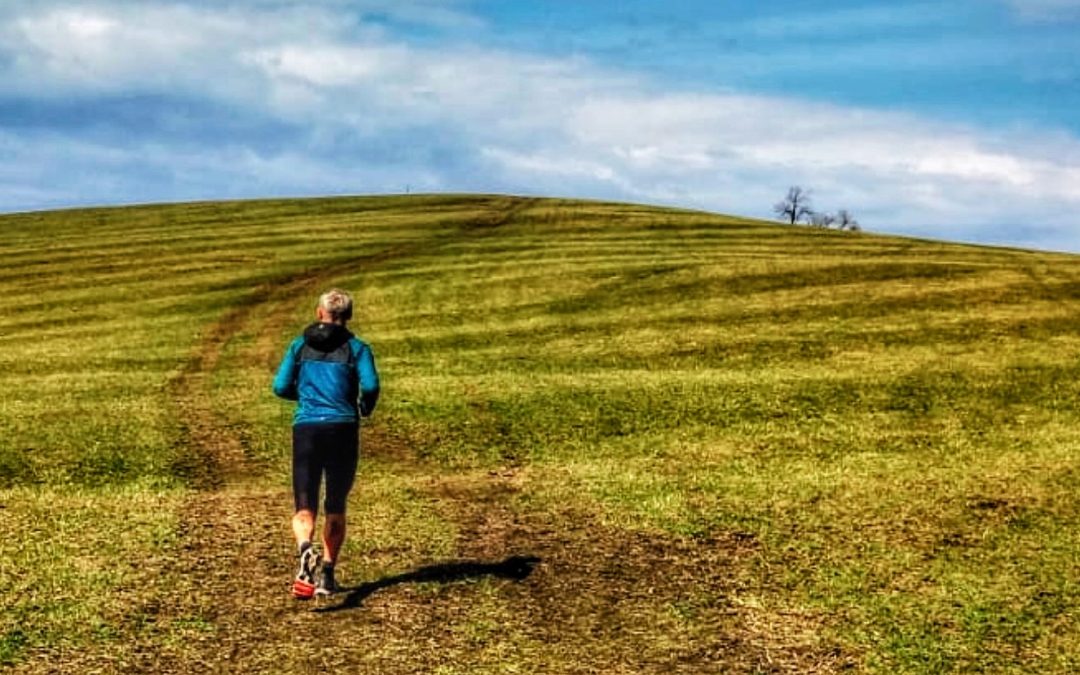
[272,288,380,598]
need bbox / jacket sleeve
[356,342,380,417]
[272,338,302,400]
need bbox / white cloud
[737,3,949,40]
[534,92,1080,223]
[4,5,249,95]
[247,44,394,88]
[1006,0,1080,20]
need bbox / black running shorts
[292,422,359,514]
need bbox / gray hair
[318,288,353,322]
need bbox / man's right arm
[272,339,301,400]
[356,343,380,417]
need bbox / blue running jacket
[272,322,380,425]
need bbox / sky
[1,0,1079,252]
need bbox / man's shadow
[313,554,541,613]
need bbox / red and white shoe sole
[292,578,316,599]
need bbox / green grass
[2,194,1079,672]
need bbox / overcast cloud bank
[1,1,1079,252]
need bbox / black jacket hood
[303,322,353,353]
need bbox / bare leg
[292,509,316,549]
[322,513,346,565]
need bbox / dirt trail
[50,197,850,673]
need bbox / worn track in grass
[37,197,851,673]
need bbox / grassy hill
[1,195,1078,673]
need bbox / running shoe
[292,546,320,599]
[315,564,338,597]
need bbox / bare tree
[836,210,860,231]
[810,211,836,228]
[773,186,813,226]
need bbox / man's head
[317,288,354,324]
